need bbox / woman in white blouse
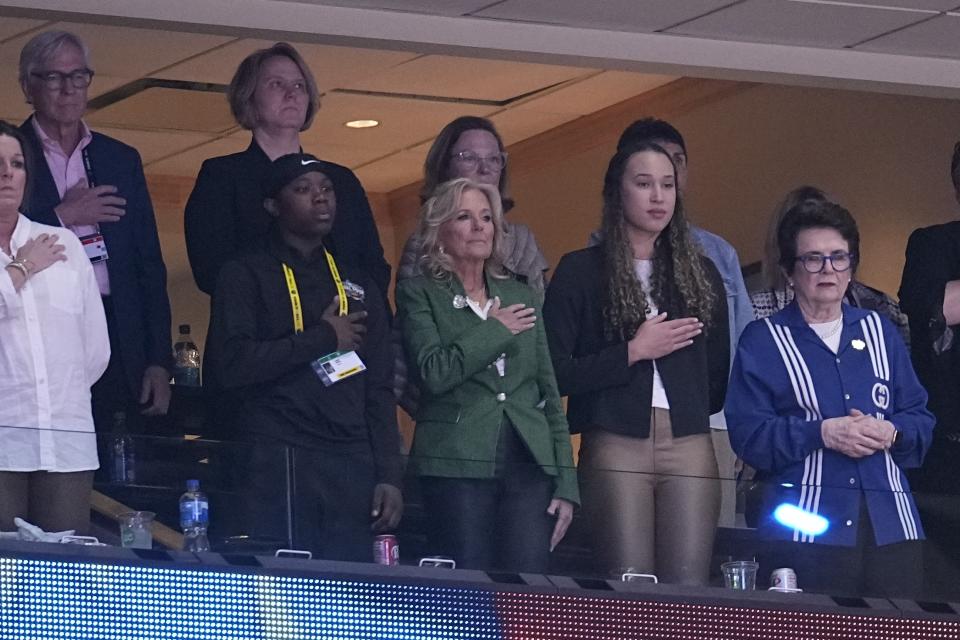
[0,120,109,534]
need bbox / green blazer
[397,272,579,504]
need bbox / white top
[634,260,670,409]
[810,316,843,354]
[468,296,506,376]
[0,214,110,472]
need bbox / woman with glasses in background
[394,116,549,415]
[397,116,548,293]
[726,198,934,597]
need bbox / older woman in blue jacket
[726,198,934,597]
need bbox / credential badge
[342,280,365,302]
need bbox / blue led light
[773,503,830,536]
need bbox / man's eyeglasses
[795,251,856,274]
[451,151,507,172]
[30,69,94,91]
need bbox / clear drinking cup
[118,511,155,549]
[721,560,759,590]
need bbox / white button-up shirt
[0,214,109,472]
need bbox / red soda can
[373,534,399,566]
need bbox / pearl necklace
[816,315,843,339]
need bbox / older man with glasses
[18,30,172,439]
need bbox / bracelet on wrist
[6,259,29,279]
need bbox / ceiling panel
[666,0,933,49]
[86,87,236,133]
[41,22,232,79]
[277,0,494,15]
[474,0,740,32]
[0,17,48,41]
[93,127,217,165]
[487,108,578,146]
[512,71,676,116]
[344,54,589,101]
[841,1,960,9]
[301,91,495,152]
[856,13,960,57]
[160,38,418,90]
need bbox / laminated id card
[311,350,366,386]
[79,233,109,264]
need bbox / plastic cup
[118,511,155,549]
[721,560,759,590]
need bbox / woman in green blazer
[397,178,578,572]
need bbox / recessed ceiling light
[345,119,379,129]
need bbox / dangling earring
[439,246,446,256]
[787,280,794,289]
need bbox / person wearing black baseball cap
[208,153,403,560]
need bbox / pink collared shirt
[31,117,110,295]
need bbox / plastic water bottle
[110,411,135,484]
[179,479,210,552]
[173,324,201,387]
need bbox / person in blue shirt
[726,198,934,597]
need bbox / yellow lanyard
[282,250,347,334]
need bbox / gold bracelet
[6,260,29,279]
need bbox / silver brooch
[453,294,467,309]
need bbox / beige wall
[504,82,960,298]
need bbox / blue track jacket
[726,302,934,546]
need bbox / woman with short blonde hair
[184,42,390,440]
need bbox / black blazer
[19,117,173,396]
[899,221,960,438]
[184,140,391,306]
[543,245,729,439]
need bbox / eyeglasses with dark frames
[795,251,856,274]
[451,151,507,172]
[30,68,94,91]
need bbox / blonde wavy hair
[416,178,508,281]
[601,143,718,340]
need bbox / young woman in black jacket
[543,141,729,585]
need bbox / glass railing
[93,431,293,554]
[2,424,959,604]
